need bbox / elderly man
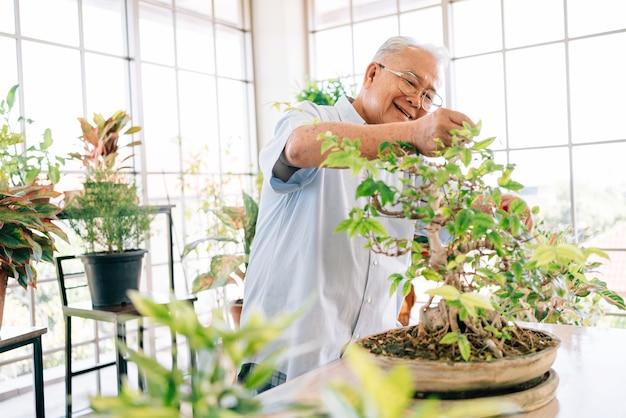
[238,36,475,392]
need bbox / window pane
[215,0,241,25]
[310,0,350,30]
[0,0,14,33]
[567,0,626,37]
[177,0,212,16]
[399,6,444,46]
[0,38,18,94]
[509,148,572,228]
[217,78,251,173]
[178,71,220,170]
[176,13,215,73]
[450,0,502,57]
[506,44,568,148]
[311,27,353,79]
[19,0,79,46]
[139,3,175,65]
[504,0,564,48]
[141,64,180,173]
[572,143,626,236]
[21,41,83,151]
[569,33,626,143]
[452,53,506,148]
[84,53,131,119]
[83,0,127,55]
[353,17,399,73]
[352,0,397,22]
[400,0,441,12]
[215,26,244,78]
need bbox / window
[0,0,255,397]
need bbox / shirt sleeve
[259,101,331,194]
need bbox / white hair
[372,36,450,82]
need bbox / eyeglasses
[377,63,443,112]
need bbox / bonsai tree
[0,183,68,327]
[0,84,65,188]
[320,121,626,362]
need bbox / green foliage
[295,78,350,106]
[320,120,625,358]
[89,291,302,417]
[0,183,68,288]
[64,182,153,254]
[64,111,153,254]
[0,85,65,187]
[182,191,259,293]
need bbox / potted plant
[319,122,626,403]
[0,183,68,328]
[64,110,153,307]
[0,84,65,191]
[182,190,258,325]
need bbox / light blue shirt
[241,96,414,380]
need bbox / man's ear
[361,62,379,88]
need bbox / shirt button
[355,334,360,339]
[373,260,379,266]
[367,297,372,303]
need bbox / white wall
[250,0,308,151]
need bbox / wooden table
[258,322,626,417]
[0,326,47,418]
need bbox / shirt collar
[336,95,366,125]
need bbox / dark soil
[358,324,558,363]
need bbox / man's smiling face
[357,47,440,125]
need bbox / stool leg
[115,322,127,392]
[65,315,72,417]
[138,318,144,391]
[33,336,45,418]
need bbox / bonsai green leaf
[426,284,460,301]
[460,292,494,318]
[454,209,473,236]
[471,211,495,238]
[421,269,442,282]
[472,136,496,150]
[457,334,471,361]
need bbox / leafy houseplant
[0,85,65,188]
[89,291,300,417]
[319,122,625,396]
[64,110,153,306]
[183,191,258,293]
[0,183,68,328]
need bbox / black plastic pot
[79,249,147,307]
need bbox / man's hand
[411,108,476,157]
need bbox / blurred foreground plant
[89,291,301,417]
